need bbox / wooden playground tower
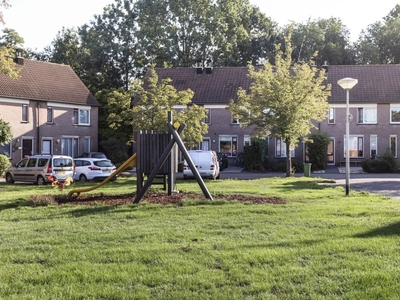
[134,112,213,203]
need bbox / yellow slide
[67,153,137,198]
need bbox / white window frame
[390,135,397,158]
[219,135,238,157]
[328,107,335,124]
[344,135,364,158]
[357,106,377,124]
[0,142,12,158]
[244,135,251,147]
[22,104,28,122]
[47,106,53,123]
[390,105,400,124]
[370,135,377,158]
[73,108,90,125]
[276,138,295,158]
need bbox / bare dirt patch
[49,192,285,206]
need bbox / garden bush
[0,154,11,177]
[362,149,398,173]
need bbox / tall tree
[0,1,21,79]
[288,17,355,65]
[354,5,400,64]
[0,119,12,145]
[106,66,208,147]
[229,33,331,177]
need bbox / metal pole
[345,89,350,196]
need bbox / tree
[288,17,355,66]
[306,131,331,171]
[229,33,331,177]
[0,1,21,79]
[106,66,208,148]
[0,119,12,145]
[354,5,400,64]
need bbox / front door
[22,139,33,158]
[327,139,335,164]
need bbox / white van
[183,150,220,180]
[5,155,75,185]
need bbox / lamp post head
[338,77,358,90]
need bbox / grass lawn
[1,176,400,299]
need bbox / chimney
[205,58,213,74]
[322,61,328,72]
[195,59,203,74]
[14,48,24,65]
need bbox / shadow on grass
[354,222,400,237]
[0,199,32,211]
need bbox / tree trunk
[286,143,292,177]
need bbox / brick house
[155,64,400,166]
[0,53,100,165]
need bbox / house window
[73,108,90,125]
[22,104,28,122]
[370,135,377,158]
[84,137,91,153]
[344,135,363,158]
[390,135,397,158]
[47,106,53,123]
[276,138,295,157]
[390,106,400,123]
[203,108,210,124]
[61,137,79,157]
[357,107,376,124]
[42,140,52,155]
[231,115,240,124]
[328,107,335,124]
[244,136,251,147]
[220,136,237,156]
[0,142,11,158]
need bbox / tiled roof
[155,65,400,104]
[155,67,254,104]
[328,65,400,103]
[0,59,100,106]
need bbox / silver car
[5,155,75,185]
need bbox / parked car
[78,152,107,159]
[73,158,117,183]
[217,152,229,170]
[183,150,220,180]
[5,155,75,185]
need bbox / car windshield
[93,160,114,167]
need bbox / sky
[3,0,400,50]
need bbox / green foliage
[288,17,355,65]
[229,31,331,176]
[0,119,12,145]
[0,154,10,176]
[362,149,398,173]
[243,139,266,171]
[129,66,208,147]
[99,137,130,167]
[306,131,331,171]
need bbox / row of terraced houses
[2,52,400,168]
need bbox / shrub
[99,137,129,166]
[306,131,331,171]
[264,157,277,171]
[243,139,266,172]
[0,154,11,177]
[362,149,398,173]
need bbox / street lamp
[337,77,358,196]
